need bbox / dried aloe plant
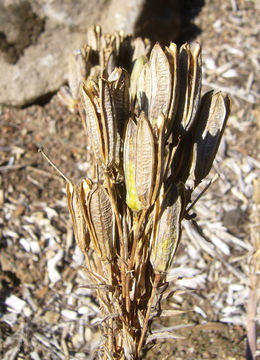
[43,26,231,359]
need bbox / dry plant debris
[0,1,259,359]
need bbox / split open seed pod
[81,181,114,261]
[176,42,202,131]
[191,90,231,187]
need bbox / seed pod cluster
[51,26,231,359]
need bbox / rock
[0,0,145,107]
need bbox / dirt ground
[0,0,259,359]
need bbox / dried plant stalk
[43,25,231,360]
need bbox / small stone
[42,311,60,324]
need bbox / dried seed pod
[80,82,105,166]
[150,114,167,204]
[149,43,172,127]
[130,56,148,101]
[136,61,151,117]
[109,67,130,168]
[82,182,114,260]
[136,112,155,208]
[192,90,231,187]
[131,37,151,62]
[171,131,194,184]
[100,34,117,74]
[68,47,90,100]
[66,182,90,255]
[58,85,78,114]
[151,183,184,273]
[177,43,202,130]
[124,118,143,211]
[99,78,117,167]
[87,25,101,51]
[165,42,179,136]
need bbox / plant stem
[137,273,161,357]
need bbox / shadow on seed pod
[190,90,231,187]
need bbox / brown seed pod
[109,68,130,168]
[136,61,151,117]
[165,42,179,137]
[100,78,117,168]
[136,112,155,208]
[80,82,105,166]
[177,43,202,131]
[82,182,114,260]
[151,183,184,273]
[66,182,90,256]
[68,47,90,101]
[191,90,231,187]
[149,43,172,127]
